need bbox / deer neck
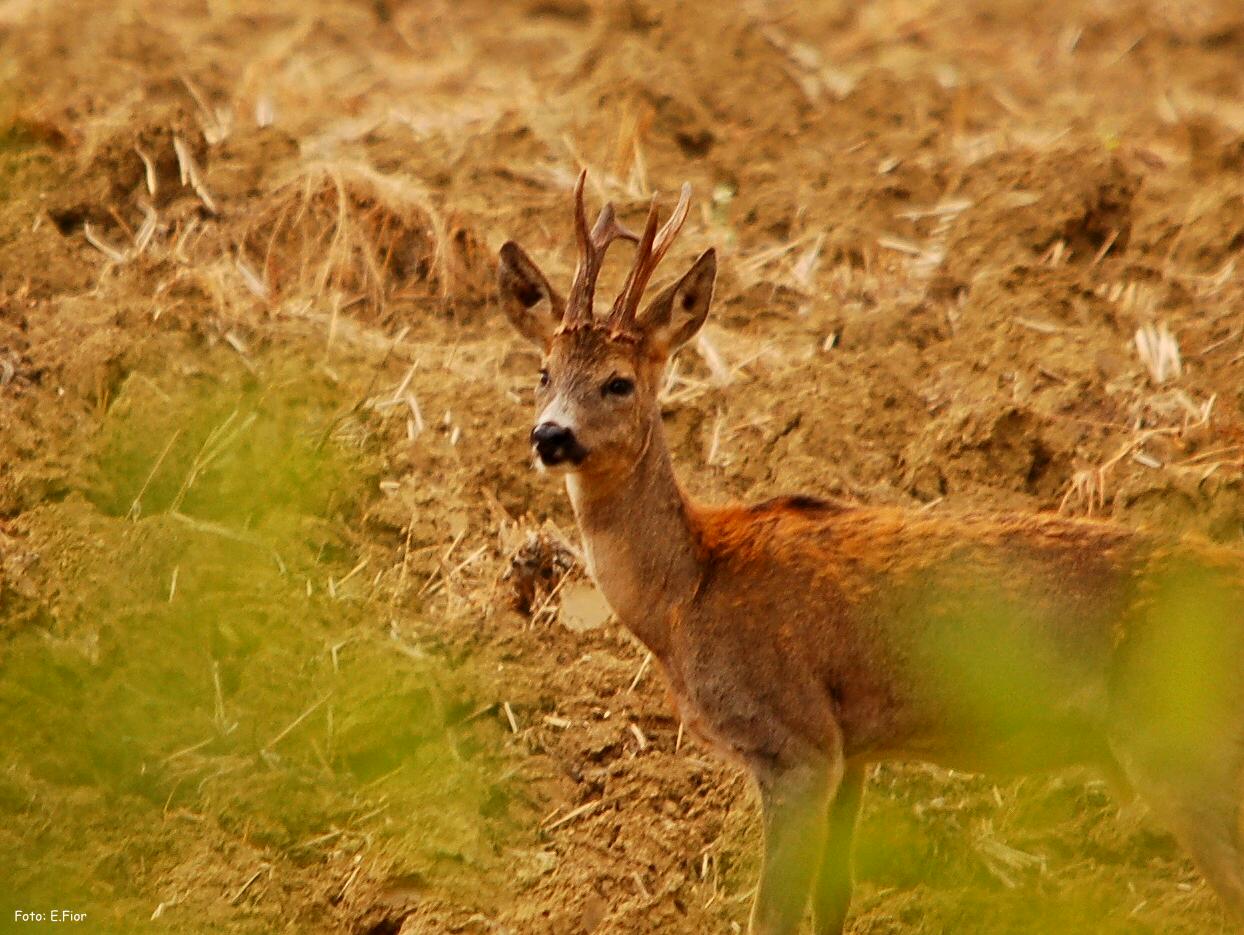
[565,421,702,658]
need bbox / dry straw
[240,161,462,312]
[1134,322,1182,385]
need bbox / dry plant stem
[128,428,184,519]
[264,695,330,753]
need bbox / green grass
[0,360,522,932]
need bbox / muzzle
[530,422,588,467]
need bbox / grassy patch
[0,361,522,932]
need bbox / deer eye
[537,369,550,389]
[602,376,634,397]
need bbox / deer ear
[636,248,716,357]
[498,241,563,350]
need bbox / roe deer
[496,172,1244,934]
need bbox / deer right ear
[635,248,717,357]
[498,241,563,350]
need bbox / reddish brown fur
[684,503,1138,758]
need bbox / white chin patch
[535,459,578,476]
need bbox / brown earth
[1,1,1243,933]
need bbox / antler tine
[608,182,693,332]
[605,195,659,330]
[653,182,692,261]
[590,201,638,248]
[565,171,593,326]
[563,171,638,327]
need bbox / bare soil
[2,1,1243,933]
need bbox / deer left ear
[636,248,716,356]
[498,241,564,350]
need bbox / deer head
[498,171,717,481]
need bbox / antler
[606,182,692,334]
[562,170,639,328]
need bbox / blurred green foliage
[0,367,516,932]
[1116,557,1244,772]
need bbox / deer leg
[748,754,841,935]
[810,762,865,935]
[1112,744,1244,926]
[1146,786,1244,926]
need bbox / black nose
[530,422,585,466]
